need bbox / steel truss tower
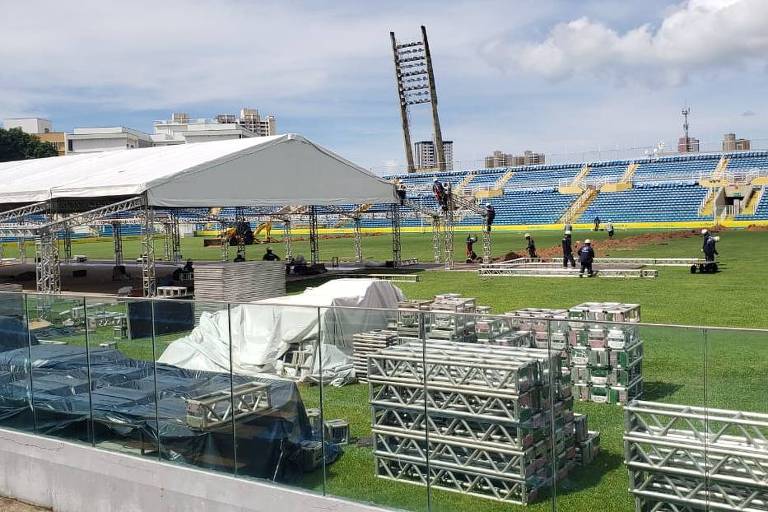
[308,206,319,265]
[391,26,446,172]
[390,204,401,267]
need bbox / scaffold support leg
[283,219,293,260]
[35,229,61,295]
[443,198,455,270]
[482,227,492,264]
[390,204,401,268]
[354,217,363,263]
[309,206,319,265]
[431,217,442,264]
[62,228,72,263]
[220,221,229,262]
[112,222,124,267]
[141,205,156,297]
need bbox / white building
[3,118,52,134]
[414,139,453,171]
[67,127,153,154]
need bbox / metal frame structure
[625,400,768,512]
[140,202,156,297]
[162,213,182,263]
[185,382,271,430]
[308,205,319,265]
[479,265,658,279]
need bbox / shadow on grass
[552,450,625,497]
[642,381,683,401]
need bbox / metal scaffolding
[308,206,319,265]
[282,219,293,260]
[62,228,72,263]
[442,195,455,270]
[432,216,443,263]
[219,220,230,262]
[163,214,182,262]
[390,204,401,267]
[353,218,363,263]
[141,203,156,297]
[35,229,61,294]
[112,222,124,267]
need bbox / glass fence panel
[323,304,428,511]
[426,309,557,512]
[83,296,159,457]
[25,294,93,444]
[153,299,235,475]
[704,327,768,512]
[0,292,35,432]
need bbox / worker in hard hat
[396,179,407,205]
[485,203,496,232]
[606,220,615,239]
[703,235,719,264]
[579,239,595,277]
[524,233,538,259]
[262,247,281,261]
[562,231,576,268]
[465,234,478,263]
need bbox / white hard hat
[585,239,592,244]
[701,229,708,234]
[433,178,438,182]
[485,203,491,207]
[524,233,531,238]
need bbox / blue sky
[1,0,766,172]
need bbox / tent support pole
[309,206,319,265]
[283,219,293,260]
[390,204,401,268]
[354,217,363,264]
[141,203,156,297]
[35,228,61,295]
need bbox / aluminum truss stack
[352,329,399,382]
[368,340,577,505]
[568,302,643,405]
[427,294,477,343]
[624,401,768,512]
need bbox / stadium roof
[0,134,396,207]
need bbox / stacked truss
[369,340,578,505]
[624,401,768,512]
[352,329,399,382]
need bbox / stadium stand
[380,150,768,227]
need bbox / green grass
[16,228,768,511]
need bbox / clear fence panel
[0,292,35,432]
[25,293,93,444]
[425,310,557,512]
[324,305,429,511]
[153,298,235,474]
[84,296,158,457]
[704,327,768,512]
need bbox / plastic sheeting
[159,279,405,384]
[0,341,335,480]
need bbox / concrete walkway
[0,498,48,511]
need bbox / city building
[3,117,67,156]
[152,108,276,146]
[231,108,276,136]
[677,136,700,153]
[722,133,751,151]
[484,150,545,167]
[414,139,453,171]
[67,127,153,154]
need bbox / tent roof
[0,134,396,207]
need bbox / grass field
[10,228,768,511]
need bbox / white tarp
[158,279,404,383]
[0,134,396,206]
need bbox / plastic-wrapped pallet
[368,340,579,505]
[624,400,768,512]
[567,302,643,405]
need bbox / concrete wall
[0,428,385,512]
[68,136,131,153]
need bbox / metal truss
[479,265,658,279]
[308,206,319,265]
[35,230,61,294]
[61,228,72,263]
[162,214,182,262]
[390,204,401,267]
[543,257,714,267]
[234,207,247,261]
[141,203,156,297]
[17,238,27,264]
[0,201,49,224]
[283,219,293,260]
[353,217,363,263]
[109,222,123,266]
[374,455,545,505]
[625,401,768,512]
[443,195,455,270]
[431,216,443,264]
[185,382,270,430]
[219,221,230,262]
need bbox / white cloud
[485,0,768,86]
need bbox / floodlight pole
[391,32,416,173]
[421,25,446,172]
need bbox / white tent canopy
[0,134,396,207]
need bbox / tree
[0,127,59,162]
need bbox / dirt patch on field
[498,229,708,261]
[745,224,768,232]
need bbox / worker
[444,181,452,209]
[562,232,576,268]
[701,228,710,250]
[524,233,538,259]
[579,239,595,277]
[703,235,719,263]
[183,259,194,273]
[396,179,407,205]
[485,203,496,232]
[432,178,445,209]
[594,216,601,231]
[606,221,615,239]
[465,234,478,262]
[263,248,281,261]
[233,253,246,262]
[564,222,573,234]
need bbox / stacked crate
[475,306,514,343]
[624,400,768,512]
[568,303,643,405]
[351,330,398,382]
[368,340,576,505]
[427,294,477,343]
[507,308,571,374]
[395,299,433,342]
